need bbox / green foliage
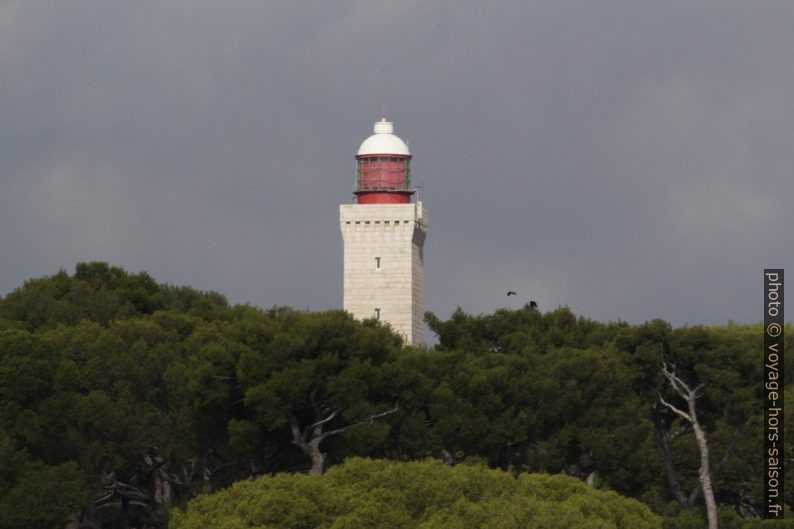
[662,507,794,529]
[0,263,781,527]
[426,305,625,355]
[742,521,794,529]
[0,262,228,331]
[621,320,769,513]
[170,458,661,529]
[0,433,85,529]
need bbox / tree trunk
[146,452,173,510]
[158,465,172,509]
[657,361,719,529]
[308,442,326,476]
[290,413,327,475]
[689,404,718,529]
[202,465,212,494]
[288,402,398,476]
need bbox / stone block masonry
[340,202,428,345]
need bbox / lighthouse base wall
[340,202,427,346]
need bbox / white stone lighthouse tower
[340,118,428,345]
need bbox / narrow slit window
[374,308,381,319]
[375,257,381,270]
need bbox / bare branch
[289,401,400,475]
[655,389,692,422]
[288,413,306,449]
[668,424,691,441]
[659,358,718,528]
[506,437,530,448]
[660,362,693,398]
[693,382,706,397]
[307,409,340,432]
[320,403,399,440]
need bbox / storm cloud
[2,1,792,328]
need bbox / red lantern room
[355,118,414,204]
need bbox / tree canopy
[169,458,662,529]
[0,263,787,528]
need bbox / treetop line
[0,262,785,528]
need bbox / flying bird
[507,291,517,296]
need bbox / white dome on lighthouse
[357,118,410,156]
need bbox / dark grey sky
[2,1,792,328]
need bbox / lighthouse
[340,118,428,345]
